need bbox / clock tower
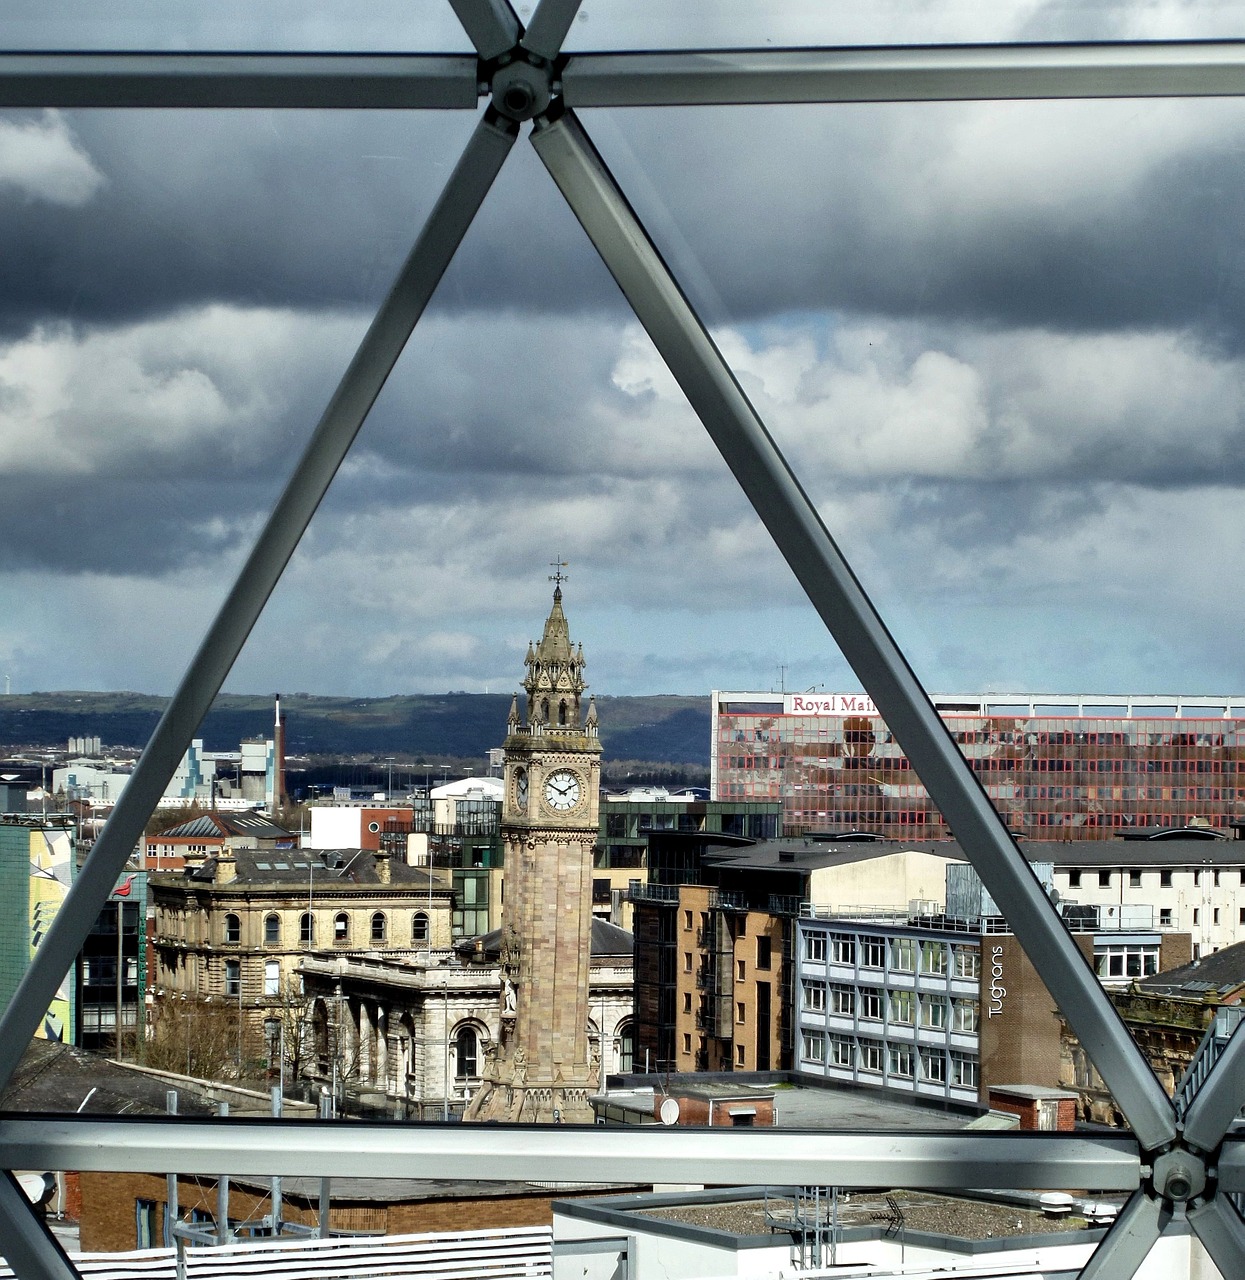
[465,570,602,1124]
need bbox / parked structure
[712,690,1245,839]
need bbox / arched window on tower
[541,698,549,722]
[334,912,350,944]
[224,913,241,945]
[371,911,387,944]
[558,700,567,725]
[412,912,429,944]
[300,912,314,946]
[264,913,280,945]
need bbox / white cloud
[0,304,365,475]
[0,110,104,207]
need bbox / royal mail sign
[784,693,879,716]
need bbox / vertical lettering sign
[988,944,1005,1016]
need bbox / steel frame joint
[487,47,555,121]
[1147,1141,1212,1209]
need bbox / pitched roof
[1138,940,1245,998]
[153,811,294,841]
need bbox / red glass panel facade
[712,694,1245,840]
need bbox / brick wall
[79,1169,627,1253]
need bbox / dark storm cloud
[0,472,279,574]
[589,98,1245,347]
[2,81,1243,352]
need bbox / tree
[144,995,246,1081]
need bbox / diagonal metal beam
[1179,1020,1245,1154]
[447,0,523,62]
[0,1116,1141,1190]
[1214,1132,1245,1192]
[0,53,479,108]
[0,106,517,1095]
[521,0,584,63]
[530,106,1177,1154]
[562,41,1245,107]
[1187,1195,1245,1279]
[1074,1191,1166,1280]
[0,1172,79,1280]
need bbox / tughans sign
[988,944,1006,1017]
[784,693,879,716]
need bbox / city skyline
[4,3,1245,703]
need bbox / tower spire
[523,567,585,729]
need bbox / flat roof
[608,1074,980,1131]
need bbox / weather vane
[549,557,569,590]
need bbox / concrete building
[712,689,1245,839]
[794,907,1190,1108]
[148,846,454,1068]
[631,831,1193,1102]
[0,813,76,1042]
[1063,942,1245,1125]
[631,834,967,1076]
[553,1185,1208,1279]
[299,918,633,1120]
[1041,832,1245,960]
[142,810,299,873]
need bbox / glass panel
[579,94,1245,1129]
[559,0,1245,52]
[8,3,470,51]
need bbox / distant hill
[0,691,712,766]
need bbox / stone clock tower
[465,572,602,1124]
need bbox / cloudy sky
[3,1,1245,702]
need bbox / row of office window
[804,931,980,979]
[1065,867,1244,889]
[802,981,980,1032]
[219,910,432,947]
[799,1031,978,1087]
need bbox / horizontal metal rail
[562,40,1245,107]
[0,53,479,108]
[0,1117,1141,1191]
[7,41,1245,112]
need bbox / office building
[713,690,1245,839]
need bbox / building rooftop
[155,847,441,889]
[460,916,633,960]
[0,1040,216,1117]
[702,837,966,873]
[151,812,295,841]
[606,1074,986,1131]
[1137,940,1245,998]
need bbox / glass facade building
[713,692,1245,840]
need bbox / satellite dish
[659,1097,680,1126]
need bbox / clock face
[543,768,582,812]
[514,767,528,812]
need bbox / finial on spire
[549,557,569,598]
